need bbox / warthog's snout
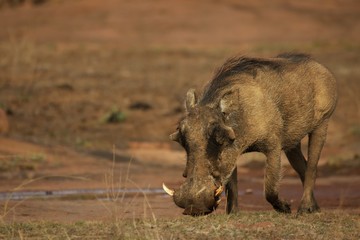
[163,182,223,216]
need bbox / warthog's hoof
[274,200,291,214]
[297,203,320,214]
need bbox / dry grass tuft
[0,211,359,239]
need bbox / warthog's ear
[185,88,197,112]
[213,123,236,145]
[169,130,180,142]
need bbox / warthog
[163,53,337,216]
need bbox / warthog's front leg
[225,166,238,214]
[298,120,329,214]
[264,145,291,213]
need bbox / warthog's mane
[200,53,311,104]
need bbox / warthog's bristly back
[201,53,312,104]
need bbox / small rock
[129,102,152,111]
[57,83,74,91]
[245,188,253,194]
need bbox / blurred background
[0,0,359,221]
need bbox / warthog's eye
[207,123,226,146]
[211,134,222,147]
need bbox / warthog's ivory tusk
[216,199,221,205]
[162,183,174,196]
[215,185,224,197]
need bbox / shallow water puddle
[0,188,166,201]
[0,188,264,201]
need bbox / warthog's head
[163,89,238,216]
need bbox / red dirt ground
[0,0,359,222]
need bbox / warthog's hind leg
[285,144,318,213]
[298,120,329,214]
[264,144,291,213]
[225,166,239,214]
[285,144,306,185]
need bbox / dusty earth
[0,0,359,223]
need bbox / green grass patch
[101,107,127,124]
[0,211,358,239]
